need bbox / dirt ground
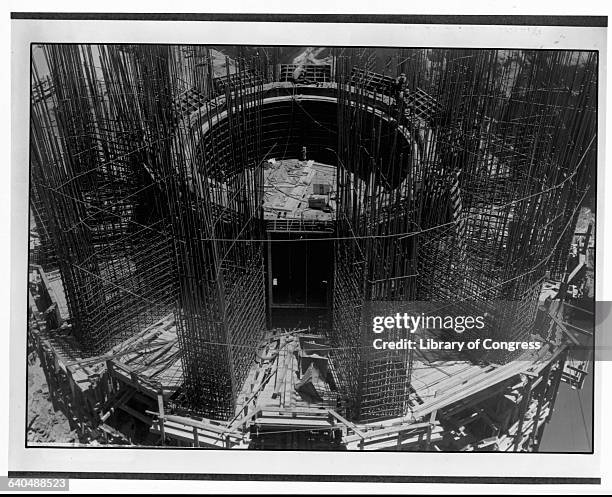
[26,354,78,445]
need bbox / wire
[67,260,155,304]
[53,135,175,191]
[35,182,590,330]
[153,189,590,354]
[281,83,296,160]
[289,92,338,135]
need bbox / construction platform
[28,261,584,450]
[145,322,570,451]
[263,159,336,222]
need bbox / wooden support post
[157,390,165,444]
[396,430,402,449]
[327,409,366,439]
[525,397,542,451]
[513,377,533,452]
[38,342,60,412]
[547,350,568,421]
[193,426,199,447]
[581,222,593,255]
[68,376,83,435]
[106,360,115,395]
[529,364,554,449]
[425,410,437,450]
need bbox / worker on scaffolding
[394,72,408,103]
[292,65,313,85]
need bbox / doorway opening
[266,231,333,330]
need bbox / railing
[279,64,332,83]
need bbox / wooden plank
[328,409,366,439]
[118,404,153,426]
[253,417,334,429]
[344,421,436,444]
[425,410,438,449]
[157,391,165,444]
[548,310,581,345]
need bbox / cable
[281,83,296,160]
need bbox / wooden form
[146,323,573,451]
[29,268,187,443]
[32,264,577,451]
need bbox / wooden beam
[328,409,366,439]
[118,404,153,426]
[425,410,437,450]
[513,378,534,452]
[548,310,581,346]
[562,321,593,337]
[563,301,594,316]
[157,390,165,444]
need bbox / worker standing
[292,65,313,85]
[293,65,304,83]
[395,72,408,102]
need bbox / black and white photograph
[26,43,597,452]
[6,9,611,492]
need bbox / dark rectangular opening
[267,231,333,311]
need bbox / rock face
[26,355,78,445]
